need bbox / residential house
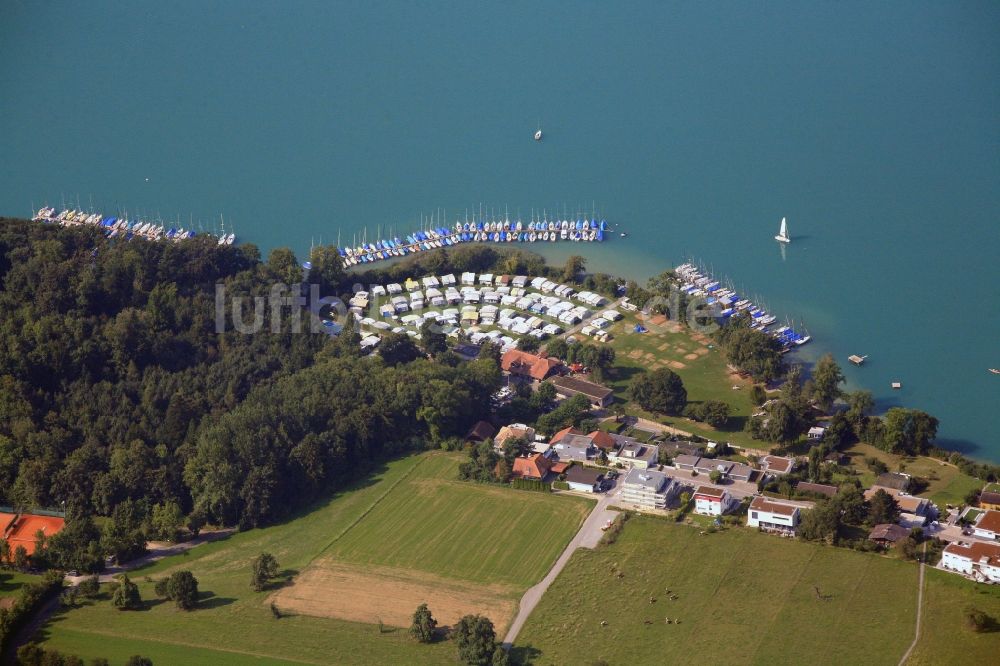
[694,486,735,516]
[501,349,562,382]
[552,433,595,463]
[727,463,754,483]
[807,426,827,440]
[608,440,659,470]
[588,430,617,451]
[941,541,1000,583]
[565,466,605,493]
[972,510,1000,541]
[760,455,796,476]
[621,468,677,510]
[862,486,933,528]
[868,523,910,546]
[747,496,801,536]
[979,491,1000,511]
[494,424,536,449]
[673,454,701,472]
[875,472,911,492]
[549,375,614,408]
[511,454,552,481]
[465,421,496,444]
[796,482,839,499]
[695,458,735,478]
[550,426,584,446]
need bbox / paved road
[502,482,623,647]
[64,528,235,584]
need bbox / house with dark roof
[981,491,1000,511]
[868,523,910,545]
[465,421,496,444]
[549,375,614,408]
[565,466,605,493]
[501,349,561,382]
[796,482,838,499]
[875,472,910,492]
[673,454,701,471]
[552,433,595,463]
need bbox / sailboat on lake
[774,217,790,243]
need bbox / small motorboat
[620,232,628,238]
[990,368,1000,375]
[534,128,542,141]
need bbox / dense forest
[0,219,521,549]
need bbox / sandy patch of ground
[695,347,709,356]
[650,363,664,370]
[684,353,699,360]
[628,349,644,360]
[643,353,656,362]
[657,343,670,351]
[648,315,667,326]
[669,361,686,369]
[271,560,518,631]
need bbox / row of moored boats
[31,207,235,245]
[675,263,811,348]
[339,216,610,267]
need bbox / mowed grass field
[906,568,1000,665]
[0,570,41,600]
[37,452,591,665]
[516,517,920,665]
[605,313,759,447]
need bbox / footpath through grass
[906,567,1000,665]
[516,517,919,665]
[36,452,590,665]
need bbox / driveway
[64,528,234,584]
[502,479,624,647]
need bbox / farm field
[844,442,983,507]
[515,517,921,665]
[604,312,759,447]
[36,452,591,665]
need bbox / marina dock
[675,262,812,351]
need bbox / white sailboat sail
[774,217,790,243]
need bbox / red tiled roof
[512,454,552,480]
[976,510,1000,534]
[549,462,570,474]
[550,426,583,445]
[501,350,561,381]
[944,540,1000,566]
[762,455,794,473]
[588,431,616,450]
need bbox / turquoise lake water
[1,2,998,458]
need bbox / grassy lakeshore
[35,453,590,665]
[603,312,760,448]
[844,442,983,507]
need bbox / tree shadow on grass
[508,644,542,665]
[198,590,236,610]
[265,569,300,591]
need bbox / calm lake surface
[1,2,997,458]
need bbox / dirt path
[502,482,621,647]
[898,544,927,666]
[64,528,235,584]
